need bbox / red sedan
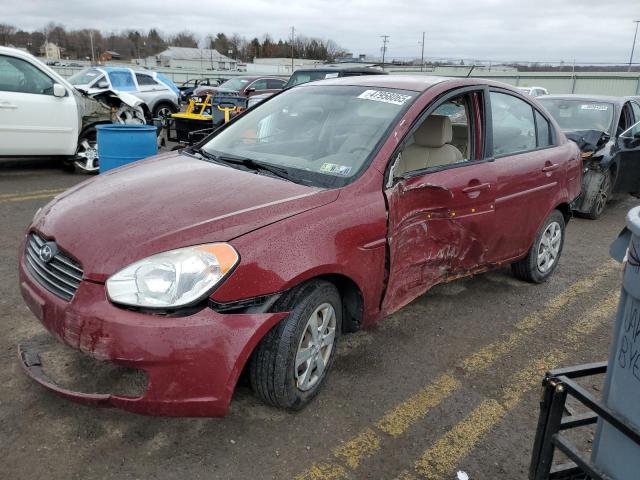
[18,76,582,416]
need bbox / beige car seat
[396,115,463,175]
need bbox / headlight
[106,243,238,308]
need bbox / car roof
[293,67,386,74]
[297,75,520,92]
[539,94,633,105]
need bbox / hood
[565,129,610,154]
[33,153,338,282]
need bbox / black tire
[153,102,177,119]
[583,169,612,220]
[512,210,565,283]
[249,280,342,410]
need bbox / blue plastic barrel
[96,124,157,173]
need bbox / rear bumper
[18,256,287,417]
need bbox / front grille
[24,233,83,301]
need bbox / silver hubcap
[295,303,336,392]
[537,221,562,273]
[74,139,99,172]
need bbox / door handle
[0,101,17,109]
[462,182,491,194]
[542,163,560,173]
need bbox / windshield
[539,99,614,133]
[201,85,417,187]
[68,68,102,86]
[218,78,251,91]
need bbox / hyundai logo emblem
[39,242,57,263]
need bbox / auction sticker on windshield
[319,163,352,176]
[358,89,412,105]
[581,104,609,111]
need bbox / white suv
[0,46,148,172]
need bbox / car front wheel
[73,130,99,174]
[512,210,565,283]
[249,280,341,410]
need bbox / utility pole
[629,20,640,72]
[291,26,295,72]
[419,31,425,72]
[380,35,389,70]
[89,31,95,65]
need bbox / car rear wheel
[249,280,341,410]
[73,130,99,174]
[512,210,565,283]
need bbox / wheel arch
[269,273,364,334]
[554,202,572,225]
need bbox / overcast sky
[2,0,640,63]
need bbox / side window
[108,71,136,91]
[394,91,482,176]
[135,73,157,86]
[618,103,634,134]
[490,91,536,156]
[250,79,268,90]
[535,110,552,148]
[631,102,640,123]
[0,55,54,95]
[267,79,285,89]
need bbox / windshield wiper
[209,153,294,182]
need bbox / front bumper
[18,255,287,417]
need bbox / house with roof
[147,46,237,71]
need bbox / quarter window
[535,111,552,148]
[135,73,157,86]
[490,92,536,156]
[0,55,54,95]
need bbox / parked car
[247,65,387,108]
[18,76,581,416]
[191,75,287,102]
[539,94,640,219]
[518,86,549,97]
[0,46,150,173]
[68,67,180,118]
[177,77,222,102]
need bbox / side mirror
[245,87,256,94]
[95,80,109,89]
[52,83,66,97]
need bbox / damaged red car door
[382,87,497,314]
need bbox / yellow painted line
[0,188,66,200]
[461,261,616,374]
[0,193,63,204]
[294,462,350,480]
[415,352,566,479]
[376,373,461,437]
[294,270,619,480]
[413,293,619,479]
[332,428,381,469]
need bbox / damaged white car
[0,46,152,173]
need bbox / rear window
[285,71,339,88]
